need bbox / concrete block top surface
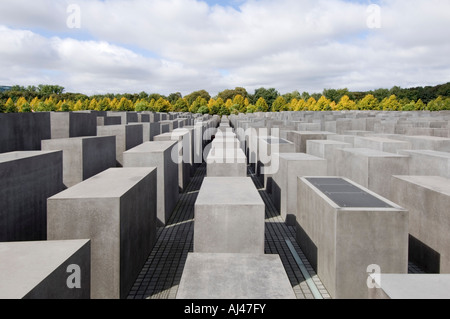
[356,136,410,144]
[49,167,155,199]
[0,150,60,163]
[276,152,326,161]
[302,177,405,210]
[373,274,450,299]
[125,141,177,153]
[177,253,296,299]
[308,140,352,146]
[342,148,409,158]
[392,175,450,196]
[259,137,292,144]
[0,239,90,299]
[196,177,264,206]
[400,149,450,159]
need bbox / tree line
[1,83,450,114]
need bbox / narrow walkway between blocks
[128,163,424,300]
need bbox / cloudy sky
[0,0,449,96]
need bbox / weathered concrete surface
[50,112,97,139]
[271,153,327,225]
[287,131,336,153]
[296,177,408,299]
[353,136,411,154]
[47,168,157,299]
[194,177,265,254]
[206,146,247,177]
[154,131,191,192]
[390,175,450,273]
[97,124,143,166]
[398,150,450,178]
[0,151,64,242]
[369,274,450,299]
[334,148,409,199]
[42,136,116,187]
[0,240,90,299]
[0,113,51,153]
[177,253,296,299]
[123,141,179,226]
[306,140,352,175]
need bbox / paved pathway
[128,163,423,299]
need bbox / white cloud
[0,0,449,96]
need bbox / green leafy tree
[134,100,150,112]
[380,95,401,111]
[4,98,17,113]
[210,98,224,115]
[173,98,189,112]
[155,97,172,113]
[20,102,32,113]
[198,105,210,115]
[357,94,379,110]
[190,96,207,114]
[233,95,246,113]
[246,104,256,113]
[314,96,332,111]
[255,97,269,112]
[271,96,287,112]
[185,90,211,107]
[252,88,279,108]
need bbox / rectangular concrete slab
[0,151,64,242]
[353,136,411,154]
[306,140,353,175]
[271,153,327,226]
[287,131,336,153]
[194,177,265,254]
[206,146,247,177]
[47,168,157,299]
[334,148,409,199]
[399,150,450,178]
[97,124,143,166]
[369,274,450,299]
[123,141,179,226]
[0,239,90,299]
[177,253,296,299]
[42,136,116,187]
[296,176,408,299]
[390,175,450,273]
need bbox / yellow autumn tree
[336,95,357,111]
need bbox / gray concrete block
[369,274,450,299]
[353,136,411,154]
[0,240,90,299]
[390,176,450,273]
[177,253,296,299]
[0,151,64,242]
[370,134,450,152]
[47,168,157,299]
[287,131,336,153]
[123,141,179,226]
[398,150,450,178]
[271,153,327,225]
[296,177,408,299]
[42,136,116,187]
[194,177,265,254]
[206,146,247,177]
[334,148,409,199]
[154,132,191,192]
[257,137,295,193]
[306,140,353,175]
[97,124,143,166]
[106,111,138,124]
[0,113,51,153]
[51,112,97,139]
